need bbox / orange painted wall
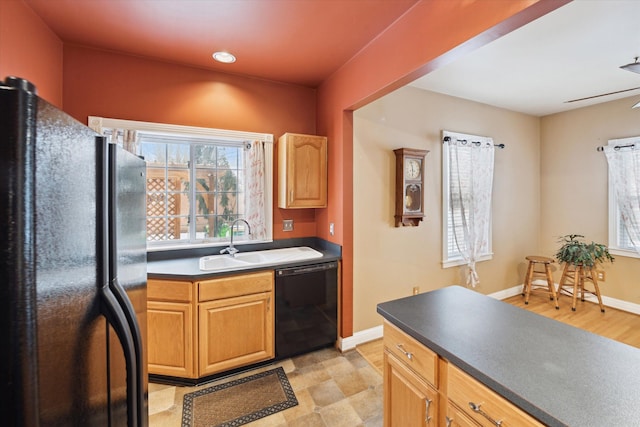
[63,45,319,239]
[316,0,570,337]
[0,0,63,106]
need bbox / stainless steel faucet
[220,218,251,257]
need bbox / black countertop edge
[147,237,341,280]
[147,236,340,261]
[377,287,570,427]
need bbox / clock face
[405,158,421,180]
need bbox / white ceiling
[410,0,640,117]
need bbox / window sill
[609,247,640,259]
[147,239,272,253]
[442,253,493,269]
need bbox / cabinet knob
[395,343,413,360]
[469,402,503,426]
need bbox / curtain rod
[443,136,505,149]
[596,143,636,152]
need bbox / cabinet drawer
[447,364,544,427]
[148,279,193,302]
[446,400,481,427]
[383,321,437,387]
[198,271,273,302]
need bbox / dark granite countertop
[147,237,341,280]
[377,285,640,427]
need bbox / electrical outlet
[283,219,294,231]
[412,286,420,295]
[329,222,335,236]
[596,270,605,281]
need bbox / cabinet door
[199,292,274,376]
[278,133,327,208]
[147,300,195,378]
[384,351,438,427]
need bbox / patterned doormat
[181,367,298,427]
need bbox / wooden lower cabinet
[147,300,195,378]
[384,351,438,426]
[383,320,544,427]
[147,271,274,380]
[199,291,273,376]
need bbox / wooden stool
[523,256,558,309]
[557,263,605,312]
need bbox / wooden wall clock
[393,148,429,227]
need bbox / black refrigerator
[0,77,148,426]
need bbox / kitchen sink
[199,246,323,271]
[197,256,248,270]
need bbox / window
[606,137,640,258]
[143,139,245,243]
[442,131,494,268]
[89,117,273,250]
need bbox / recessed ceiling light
[212,51,236,64]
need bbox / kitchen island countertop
[377,285,640,427]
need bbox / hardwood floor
[356,291,640,372]
[504,292,640,349]
[355,339,383,375]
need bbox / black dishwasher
[274,261,338,359]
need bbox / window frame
[606,136,640,259]
[441,131,494,268]
[89,116,273,251]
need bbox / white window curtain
[92,122,138,155]
[447,133,495,287]
[122,129,138,155]
[244,140,267,240]
[604,142,640,255]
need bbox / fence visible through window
[146,172,181,241]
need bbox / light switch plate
[283,219,294,231]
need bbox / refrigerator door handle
[100,286,140,427]
[109,277,145,427]
[98,137,145,427]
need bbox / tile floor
[149,347,383,427]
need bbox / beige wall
[541,96,640,304]
[353,87,541,332]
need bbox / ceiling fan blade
[565,87,640,103]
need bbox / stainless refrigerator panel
[34,97,110,426]
[109,144,148,426]
[0,78,41,426]
[1,77,148,427]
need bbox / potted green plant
[555,234,614,267]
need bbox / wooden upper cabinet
[278,133,327,208]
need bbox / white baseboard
[338,325,383,352]
[490,283,640,315]
[488,285,523,300]
[341,285,640,351]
